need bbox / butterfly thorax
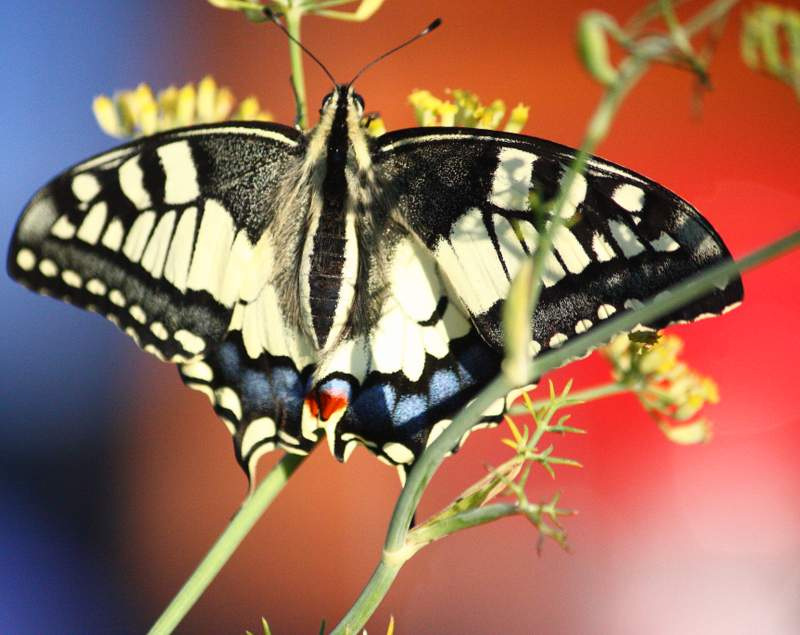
[297,85,372,351]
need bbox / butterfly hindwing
[8,122,302,362]
[376,127,744,356]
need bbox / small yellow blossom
[409,89,529,132]
[92,75,273,140]
[604,333,720,444]
[363,115,387,137]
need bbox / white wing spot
[119,155,152,209]
[129,304,146,324]
[61,270,82,288]
[552,225,591,273]
[175,329,206,354]
[575,319,592,334]
[549,332,568,348]
[101,218,125,252]
[86,278,107,295]
[164,206,197,293]
[39,259,58,277]
[187,200,235,303]
[624,298,644,310]
[383,442,414,465]
[143,344,166,361]
[494,217,565,288]
[557,171,588,218]
[182,360,213,382]
[277,430,300,446]
[435,207,510,314]
[489,147,537,211]
[612,183,645,212]
[597,304,616,319]
[241,417,277,457]
[723,301,742,314]
[16,248,36,271]
[77,201,108,245]
[150,321,168,341]
[71,173,101,202]
[158,141,200,205]
[141,210,176,279]
[591,231,616,262]
[109,289,126,307]
[528,340,542,356]
[51,215,77,240]
[650,231,680,252]
[609,220,645,258]
[123,211,156,263]
[124,326,141,347]
[215,386,243,421]
[426,419,452,447]
[342,439,358,462]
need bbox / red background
[6,1,799,633]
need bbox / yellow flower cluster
[92,76,272,140]
[604,333,719,444]
[408,89,529,132]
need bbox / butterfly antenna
[263,8,337,86]
[348,18,442,87]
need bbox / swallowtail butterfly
[7,21,743,483]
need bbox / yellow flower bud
[176,84,196,127]
[658,418,712,445]
[197,75,218,123]
[92,95,125,138]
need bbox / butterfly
[7,25,743,484]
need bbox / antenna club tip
[427,18,443,32]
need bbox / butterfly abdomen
[299,86,362,350]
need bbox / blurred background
[2,1,799,633]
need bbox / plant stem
[507,382,630,415]
[285,2,308,128]
[148,453,307,635]
[330,560,401,635]
[407,503,520,550]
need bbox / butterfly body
[7,84,743,482]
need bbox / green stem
[329,560,401,635]
[507,382,630,415]
[407,503,520,551]
[285,2,308,128]
[147,453,307,635]
[385,375,512,552]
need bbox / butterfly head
[320,85,365,118]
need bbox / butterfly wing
[8,122,302,362]
[8,122,326,481]
[376,127,743,356]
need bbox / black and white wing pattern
[7,122,321,479]
[8,122,302,362]
[376,127,744,356]
[8,115,744,484]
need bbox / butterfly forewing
[376,127,743,357]
[8,122,302,362]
